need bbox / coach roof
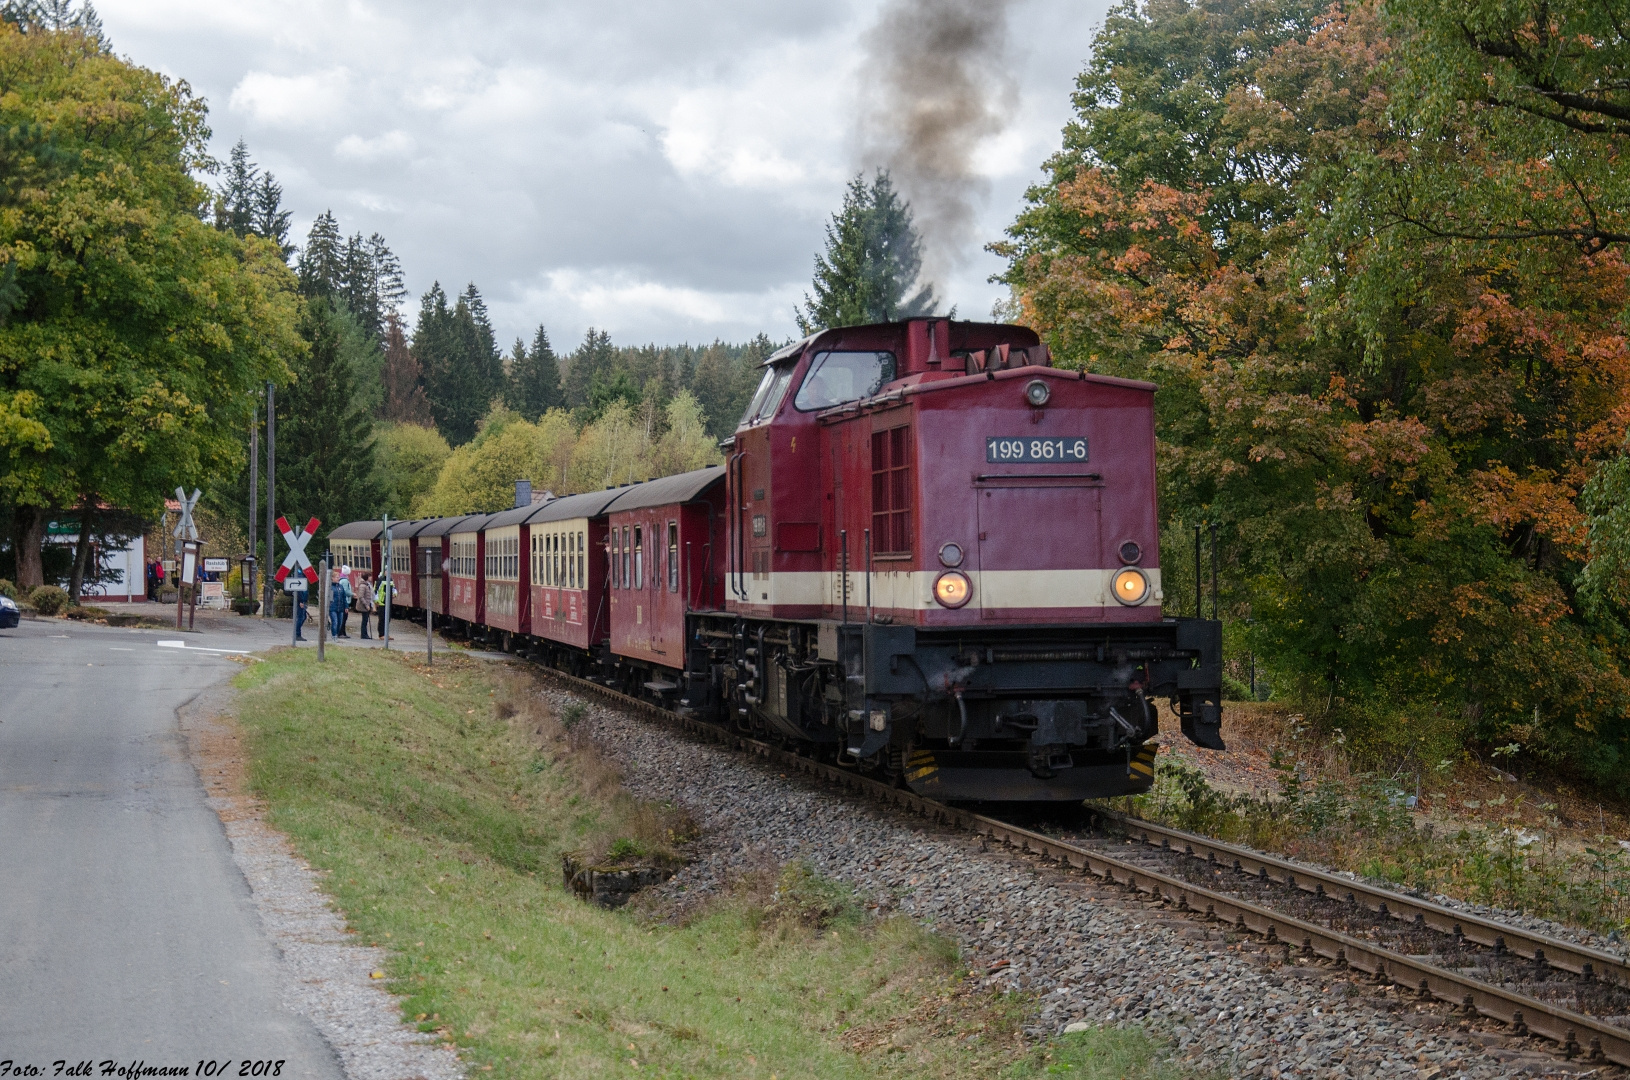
[603,466,725,514]
[417,514,486,538]
[523,488,628,525]
[327,520,383,540]
[484,500,551,529]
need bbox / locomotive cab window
[739,362,795,427]
[795,351,897,412]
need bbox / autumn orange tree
[998,0,1630,788]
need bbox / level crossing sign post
[173,488,203,630]
[275,515,320,646]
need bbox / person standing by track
[356,573,375,640]
[374,574,395,640]
[337,566,353,638]
[328,567,346,640]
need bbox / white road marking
[109,648,133,651]
[156,640,251,655]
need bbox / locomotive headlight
[1112,567,1150,606]
[1024,379,1051,407]
[933,570,972,609]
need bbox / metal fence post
[317,554,327,662]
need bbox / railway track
[521,659,1630,1068]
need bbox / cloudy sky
[96,0,1108,351]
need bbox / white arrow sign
[273,515,321,585]
[173,487,201,541]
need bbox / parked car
[0,595,19,629]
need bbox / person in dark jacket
[294,589,309,640]
[329,569,346,639]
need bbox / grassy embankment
[232,647,1197,1079]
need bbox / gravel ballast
[550,685,1608,1080]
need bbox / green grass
[232,647,1194,1079]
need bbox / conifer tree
[252,172,293,259]
[214,140,257,237]
[274,297,383,544]
[563,327,615,409]
[797,171,936,333]
[382,312,433,425]
[505,324,564,419]
[460,282,504,399]
[413,282,496,444]
[296,211,345,298]
[211,140,293,260]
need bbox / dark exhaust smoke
[857,0,1019,294]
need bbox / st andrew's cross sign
[273,516,321,589]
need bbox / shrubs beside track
[230,647,1196,1079]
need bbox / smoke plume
[857,0,1019,298]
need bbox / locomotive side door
[975,483,1103,621]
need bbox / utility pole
[381,514,393,649]
[264,382,275,619]
[248,400,258,612]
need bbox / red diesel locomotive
[335,318,1223,802]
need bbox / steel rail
[1091,808,1630,987]
[523,663,1625,1067]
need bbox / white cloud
[228,69,352,127]
[95,0,1107,347]
[334,130,414,161]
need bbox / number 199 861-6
[985,437,1089,463]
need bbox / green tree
[999,0,1630,788]
[374,421,450,518]
[0,20,299,589]
[689,334,775,439]
[413,282,502,445]
[296,210,344,297]
[562,327,615,410]
[797,170,936,333]
[505,324,564,419]
[274,298,382,544]
[381,312,431,425]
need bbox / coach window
[577,531,585,589]
[667,522,679,592]
[633,526,644,590]
[617,526,627,589]
[606,535,616,589]
[795,351,897,411]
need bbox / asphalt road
[0,611,344,1076]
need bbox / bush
[0,579,15,600]
[64,605,110,621]
[28,585,69,615]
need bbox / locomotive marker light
[933,570,972,608]
[1119,540,1143,564]
[938,541,964,568]
[1024,379,1051,407]
[1113,566,1151,605]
